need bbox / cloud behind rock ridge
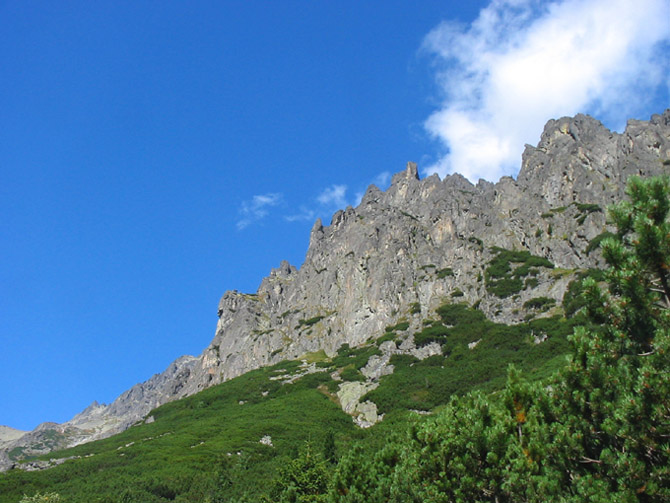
[422,0,670,183]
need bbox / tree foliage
[267,442,330,503]
[554,175,670,500]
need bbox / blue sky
[1,0,669,431]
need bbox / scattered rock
[337,381,382,427]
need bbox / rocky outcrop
[337,382,380,428]
[4,110,670,470]
[180,110,670,398]
[0,426,26,447]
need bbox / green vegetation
[1,340,392,503]
[300,350,329,364]
[574,202,602,224]
[540,202,602,225]
[0,356,356,503]
[541,205,568,218]
[412,321,450,348]
[329,343,381,371]
[586,230,615,254]
[296,315,325,329]
[573,202,601,213]
[436,267,454,279]
[522,296,556,312]
[366,308,573,414]
[561,268,606,317]
[436,302,487,326]
[374,302,573,414]
[485,247,554,298]
[384,321,409,333]
[374,331,397,346]
[266,442,329,502]
[524,276,538,289]
[338,366,365,382]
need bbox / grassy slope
[0,361,362,503]
[0,300,582,503]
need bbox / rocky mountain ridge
[179,110,670,396]
[0,356,196,471]
[2,110,669,471]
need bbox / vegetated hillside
[324,175,670,503]
[0,298,582,502]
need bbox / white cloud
[354,172,392,206]
[423,0,670,183]
[316,184,348,208]
[285,206,316,223]
[237,193,283,230]
[283,171,408,226]
[373,171,391,189]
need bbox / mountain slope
[2,110,669,471]
[0,356,197,471]
[0,303,582,502]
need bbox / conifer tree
[268,442,330,503]
[551,176,670,500]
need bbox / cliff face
[179,110,670,396]
[3,110,670,470]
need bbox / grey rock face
[181,110,670,397]
[4,110,669,469]
[0,426,26,446]
[336,381,380,428]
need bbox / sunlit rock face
[180,110,670,396]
